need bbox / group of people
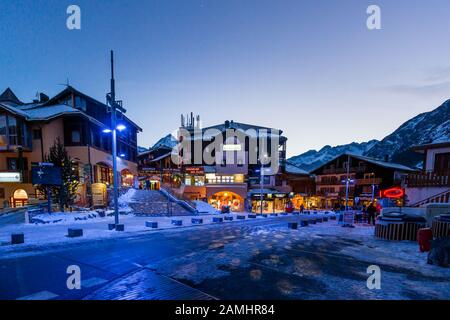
[362,202,379,225]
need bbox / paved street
[0,215,449,300]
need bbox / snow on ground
[194,200,220,214]
[118,188,137,207]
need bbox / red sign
[185,167,204,175]
[380,187,404,199]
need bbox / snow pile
[30,211,100,224]
[193,201,220,214]
[118,188,137,207]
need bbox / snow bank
[194,200,220,214]
[118,188,137,207]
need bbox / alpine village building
[138,115,316,213]
[310,153,416,209]
[404,141,450,206]
[0,87,141,209]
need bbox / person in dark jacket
[367,203,377,225]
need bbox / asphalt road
[0,215,448,300]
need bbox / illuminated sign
[0,172,22,183]
[380,187,404,199]
[223,144,242,151]
[185,167,204,174]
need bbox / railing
[406,172,450,188]
[355,178,383,185]
[322,167,367,174]
[159,186,198,214]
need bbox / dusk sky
[1,0,450,157]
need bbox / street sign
[31,165,62,186]
[0,172,22,183]
[342,211,355,226]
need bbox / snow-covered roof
[311,152,416,173]
[0,102,107,128]
[284,162,310,175]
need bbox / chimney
[224,120,230,128]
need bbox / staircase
[129,190,195,216]
[411,189,450,207]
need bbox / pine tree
[44,138,79,212]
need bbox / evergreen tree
[44,138,79,212]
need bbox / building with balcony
[169,116,308,213]
[0,86,142,208]
[137,134,181,190]
[311,153,415,209]
[405,141,450,206]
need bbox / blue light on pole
[116,124,126,131]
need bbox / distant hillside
[289,140,378,172]
[289,99,450,171]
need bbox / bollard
[115,224,125,231]
[11,233,24,245]
[146,221,158,228]
[224,216,234,221]
[316,218,323,223]
[300,220,309,227]
[237,215,246,220]
[288,222,298,229]
[262,214,268,218]
[191,218,203,224]
[68,228,83,238]
[248,214,257,219]
[292,212,299,215]
[108,223,116,230]
[310,219,316,224]
[213,217,223,223]
[323,217,329,222]
[330,215,336,220]
[272,213,278,217]
[281,212,288,216]
[172,220,182,226]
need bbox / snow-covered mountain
[149,134,178,150]
[289,99,450,171]
[365,100,450,167]
[288,140,378,172]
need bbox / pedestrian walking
[367,202,377,225]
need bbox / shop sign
[342,211,355,225]
[31,166,62,186]
[92,183,107,207]
[0,172,22,183]
[185,167,204,175]
[380,187,404,199]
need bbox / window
[71,130,81,143]
[7,158,28,170]
[0,114,6,149]
[8,116,17,145]
[75,96,87,111]
[434,153,450,174]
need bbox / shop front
[249,189,289,214]
[208,191,244,212]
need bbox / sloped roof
[311,152,416,173]
[0,88,23,105]
[284,162,310,175]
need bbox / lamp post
[105,50,127,228]
[344,154,351,211]
[259,153,268,215]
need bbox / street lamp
[259,153,268,215]
[104,50,127,229]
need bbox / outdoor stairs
[411,189,450,207]
[129,190,195,216]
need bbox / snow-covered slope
[150,134,178,150]
[365,100,450,167]
[289,100,450,171]
[289,140,378,172]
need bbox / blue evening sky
[1,0,450,156]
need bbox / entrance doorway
[11,189,28,207]
[209,191,243,212]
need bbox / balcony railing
[322,166,367,174]
[405,172,450,188]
